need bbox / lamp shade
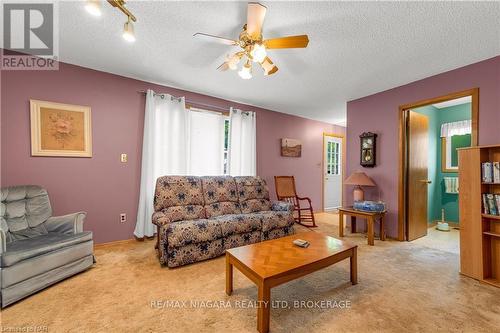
[344,171,376,187]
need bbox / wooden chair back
[274,176,298,200]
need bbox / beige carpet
[2,213,499,333]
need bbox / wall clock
[360,132,377,167]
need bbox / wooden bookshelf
[483,231,500,238]
[458,144,500,288]
[482,214,500,220]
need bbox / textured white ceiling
[54,1,499,124]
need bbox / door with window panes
[324,135,342,210]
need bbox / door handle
[418,180,432,184]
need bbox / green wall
[413,103,471,223]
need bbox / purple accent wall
[346,56,500,238]
[1,61,344,243]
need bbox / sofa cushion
[9,224,48,242]
[235,176,272,213]
[167,239,224,268]
[161,205,206,224]
[1,185,52,233]
[201,176,241,217]
[263,226,295,241]
[224,231,261,250]
[257,211,295,232]
[1,241,93,289]
[167,219,222,248]
[154,176,205,222]
[0,231,93,267]
[210,214,261,237]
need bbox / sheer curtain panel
[134,90,189,238]
[228,108,257,176]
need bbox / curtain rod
[137,90,230,112]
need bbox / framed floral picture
[30,99,92,157]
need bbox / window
[189,108,231,176]
[326,141,340,175]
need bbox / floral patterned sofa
[152,176,295,267]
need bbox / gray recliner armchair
[0,185,94,307]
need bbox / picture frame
[281,138,302,157]
[359,132,377,167]
[30,99,92,157]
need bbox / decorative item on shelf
[344,171,375,202]
[280,138,302,157]
[359,132,377,167]
[353,200,386,213]
[30,99,92,157]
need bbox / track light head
[123,16,136,42]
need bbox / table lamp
[344,171,376,202]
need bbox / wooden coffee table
[225,232,357,333]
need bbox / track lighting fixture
[123,16,136,42]
[84,0,138,42]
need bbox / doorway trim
[397,88,479,241]
[322,132,346,212]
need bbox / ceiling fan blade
[217,62,230,71]
[193,33,238,46]
[260,57,278,76]
[247,2,267,39]
[264,35,309,49]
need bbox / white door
[324,136,342,210]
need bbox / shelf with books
[481,161,500,183]
[481,214,500,220]
[481,192,500,216]
[459,144,500,288]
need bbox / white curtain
[188,110,225,176]
[440,120,471,137]
[134,90,189,238]
[228,108,256,176]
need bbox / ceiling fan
[194,2,309,79]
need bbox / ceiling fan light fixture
[261,57,278,76]
[250,43,267,63]
[85,0,102,16]
[123,16,136,42]
[228,53,243,70]
[238,60,252,80]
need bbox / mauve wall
[346,56,500,238]
[1,61,344,243]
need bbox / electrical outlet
[120,213,126,223]
[120,153,128,163]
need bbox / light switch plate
[120,153,127,163]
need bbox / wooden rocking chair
[274,176,317,227]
